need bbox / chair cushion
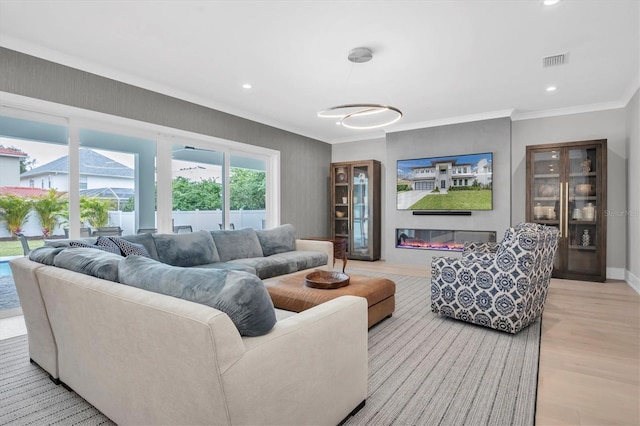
[255,224,296,256]
[211,228,264,262]
[152,230,220,267]
[118,256,276,336]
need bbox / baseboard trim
[606,267,626,281]
[625,270,640,295]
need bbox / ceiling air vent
[543,53,567,68]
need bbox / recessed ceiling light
[242,83,252,89]
[543,0,561,5]
[546,86,557,92]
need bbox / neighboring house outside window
[79,175,87,190]
[29,179,34,188]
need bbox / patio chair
[431,223,559,334]
[218,223,235,230]
[137,228,158,234]
[15,232,31,255]
[173,225,193,234]
[92,226,123,236]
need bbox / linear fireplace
[396,228,497,252]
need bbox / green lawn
[409,190,492,210]
[0,239,45,257]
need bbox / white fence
[0,209,266,238]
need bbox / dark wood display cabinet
[526,140,607,282]
[330,160,381,261]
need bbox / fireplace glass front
[396,228,497,252]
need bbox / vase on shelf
[581,229,591,247]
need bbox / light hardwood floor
[343,260,640,426]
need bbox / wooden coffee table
[264,270,395,328]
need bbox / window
[1,94,279,238]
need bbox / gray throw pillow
[118,256,276,336]
[152,230,220,267]
[255,224,297,256]
[53,247,122,282]
[28,246,65,265]
[121,233,159,260]
[211,228,264,262]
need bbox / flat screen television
[397,152,493,211]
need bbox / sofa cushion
[28,246,65,265]
[121,233,159,260]
[152,230,220,267]
[211,228,263,262]
[255,224,296,256]
[191,262,257,275]
[118,256,276,336]
[53,247,122,282]
[228,256,297,280]
[69,240,123,255]
[45,237,97,247]
[267,250,328,272]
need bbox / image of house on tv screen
[396,152,493,211]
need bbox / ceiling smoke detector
[348,47,373,63]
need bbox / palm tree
[80,196,114,229]
[32,189,68,238]
[0,195,32,238]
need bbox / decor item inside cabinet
[330,160,381,261]
[526,140,607,282]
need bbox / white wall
[0,156,21,186]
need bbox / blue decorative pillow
[118,256,276,336]
[152,231,220,267]
[255,224,296,256]
[211,228,264,262]
[53,247,122,282]
[28,246,65,265]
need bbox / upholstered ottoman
[264,271,395,327]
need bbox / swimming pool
[0,261,12,277]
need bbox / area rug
[0,271,540,426]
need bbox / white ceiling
[0,0,638,144]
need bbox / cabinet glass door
[333,166,350,252]
[566,146,600,275]
[531,149,562,271]
[352,164,369,257]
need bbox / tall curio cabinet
[526,140,607,282]
[330,160,381,261]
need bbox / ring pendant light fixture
[317,47,403,130]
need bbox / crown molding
[385,109,515,135]
[511,100,628,121]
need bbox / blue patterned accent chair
[431,223,559,333]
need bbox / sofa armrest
[295,239,333,269]
[223,295,368,425]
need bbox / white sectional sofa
[11,225,369,425]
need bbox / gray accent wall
[385,118,512,265]
[512,108,628,275]
[625,89,639,283]
[332,119,512,266]
[0,47,330,238]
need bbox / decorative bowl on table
[305,271,350,289]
